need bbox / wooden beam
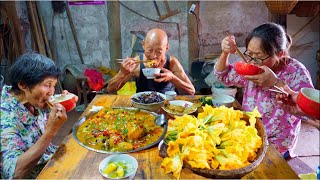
[187,1,200,70]
[107,1,122,70]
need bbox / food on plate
[103,161,134,178]
[234,61,262,75]
[76,108,164,152]
[161,105,262,179]
[162,100,201,117]
[99,154,138,179]
[131,91,165,104]
[163,102,196,115]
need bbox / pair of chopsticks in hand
[116,59,151,64]
[46,101,54,109]
[46,101,62,111]
[226,32,248,63]
[269,85,289,96]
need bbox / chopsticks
[116,59,151,64]
[226,32,248,63]
[46,101,53,109]
[269,85,289,96]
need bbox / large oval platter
[72,107,167,154]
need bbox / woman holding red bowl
[214,22,314,159]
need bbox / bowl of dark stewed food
[131,91,166,112]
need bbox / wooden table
[38,95,299,179]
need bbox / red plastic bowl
[50,93,77,112]
[297,88,320,119]
[235,62,262,76]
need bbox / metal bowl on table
[72,107,167,154]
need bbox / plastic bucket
[211,86,237,98]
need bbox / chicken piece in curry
[76,108,164,152]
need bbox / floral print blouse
[214,58,314,157]
[0,85,57,179]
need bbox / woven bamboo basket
[265,1,298,15]
[159,117,269,178]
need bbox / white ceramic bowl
[212,87,237,98]
[99,154,138,179]
[162,100,197,117]
[131,91,166,112]
[142,68,161,79]
[165,91,177,101]
[211,94,235,108]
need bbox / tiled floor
[53,110,320,176]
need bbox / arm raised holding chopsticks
[213,23,314,158]
[107,57,140,94]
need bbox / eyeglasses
[243,50,270,64]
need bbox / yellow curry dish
[73,107,167,153]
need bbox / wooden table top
[37,95,299,179]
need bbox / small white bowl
[211,94,235,108]
[165,91,177,101]
[142,68,161,79]
[99,154,138,179]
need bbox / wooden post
[187,1,200,71]
[107,1,122,71]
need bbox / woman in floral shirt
[214,23,313,158]
[0,53,77,178]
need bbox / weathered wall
[38,1,110,69]
[198,1,268,57]
[37,1,268,73]
[287,14,319,87]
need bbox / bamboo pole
[32,1,46,55]
[66,3,84,64]
[39,15,53,58]
[51,14,57,61]
[36,2,53,59]
[27,1,43,54]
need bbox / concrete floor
[52,110,320,175]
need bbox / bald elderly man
[107,28,195,95]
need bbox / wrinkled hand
[275,85,304,116]
[244,66,278,87]
[46,103,67,137]
[221,35,236,54]
[154,68,174,82]
[120,58,138,75]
